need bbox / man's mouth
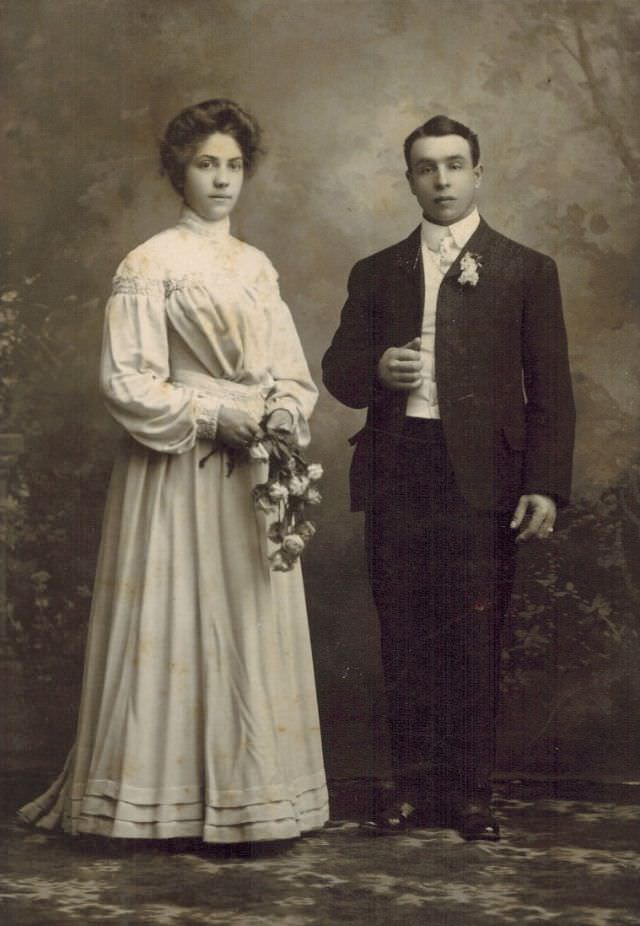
[435,196,455,203]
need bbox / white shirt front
[406,208,481,419]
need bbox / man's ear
[473,163,483,188]
[406,169,415,195]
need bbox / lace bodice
[100,207,317,453]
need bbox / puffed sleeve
[100,248,220,453]
[260,259,318,448]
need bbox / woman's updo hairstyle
[160,98,263,194]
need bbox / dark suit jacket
[322,218,576,513]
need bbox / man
[322,115,575,841]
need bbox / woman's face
[183,132,244,222]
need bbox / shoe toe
[458,807,500,842]
[360,801,418,836]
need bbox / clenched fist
[377,337,423,391]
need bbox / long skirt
[19,437,328,842]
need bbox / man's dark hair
[404,115,480,170]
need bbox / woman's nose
[213,170,230,188]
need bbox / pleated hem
[19,777,329,844]
[69,801,328,843]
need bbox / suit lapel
[441,217,495,285]
[391,226,423,340]
[393,219,496,309]
[437,218,500,337]
[394,225,422,278]
[381,218,501,356]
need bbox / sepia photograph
[1,1,639,923]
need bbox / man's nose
[434,168,449,188]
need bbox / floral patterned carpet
[2,783,640,926]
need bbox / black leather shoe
[455,801,500,842]
[360,801,420,836]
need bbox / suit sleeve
[522,254,576,506]
[322,259,382,409]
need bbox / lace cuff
[194,394,220,441]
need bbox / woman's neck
[178,205,231,239]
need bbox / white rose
[306,463,324,482]
[304,487,322,506]
[288,475,310,497]
[282,533,305,556]
[268,482,289,503]
[270,550,294,572]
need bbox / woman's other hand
[265,409,294,437]
[217,406,263,448]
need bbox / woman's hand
[265,408,294,437]
[217,406,263,449]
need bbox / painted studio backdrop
[2,0,639,784]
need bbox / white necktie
[437,233,457,273]
[425,225,455,273]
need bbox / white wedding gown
[19,207,328,842]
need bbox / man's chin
[423,208,456,226]
[424,202,472,225]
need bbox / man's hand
[377,337,423,391]
[511,493,557,543]
[218,406,263,449]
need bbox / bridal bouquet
[251,434,323,571]
[199,417,323,571]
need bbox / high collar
[396,215,491,278]
[421,207,480,251]
[177,205,231,240]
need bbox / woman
[19,99,328,843]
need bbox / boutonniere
[458,252,482,286]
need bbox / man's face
[406,134,482,226]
